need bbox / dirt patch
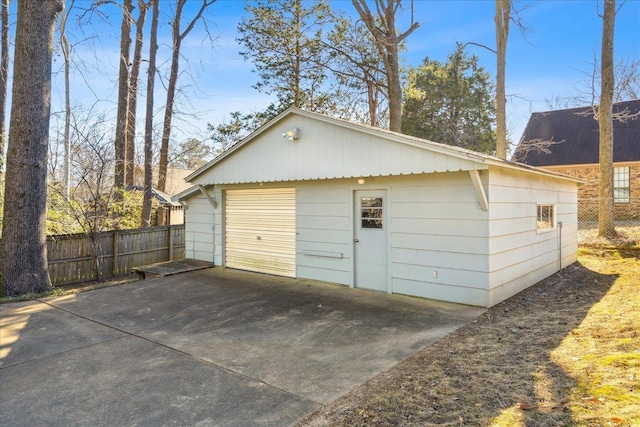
[298,249,640,426]
[578,225,639,248]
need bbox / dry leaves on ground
[299,248,639,427]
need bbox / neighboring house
[132,167,195,225]
[133,166,195,196]
[126,185,184,225]
[513,99,640,220]
[175,108,580,308]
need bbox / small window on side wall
[537,204,555,231]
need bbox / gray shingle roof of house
[513,99,640,166]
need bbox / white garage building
[176,108,580,307]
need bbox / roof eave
[485,158,585,184]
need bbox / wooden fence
[47,225,185,285]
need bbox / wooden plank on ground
[132,259,214,278]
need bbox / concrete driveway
[0,267,484,426]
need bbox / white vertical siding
[487,166,579,306]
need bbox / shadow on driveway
[1,267,484,426]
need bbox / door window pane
[361,197,383,229]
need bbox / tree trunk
[1,0,62,296]
[125,0,149,186]
[351,0,418,132]
[386,42,402,133]
[598,0,616,238]
[60,0,73,198]
[115,0,133,190]
[158,0,185,195]
[0,0,9,175]
[158,0,214,196]
[141,0,159,227]
[495,0,509,159]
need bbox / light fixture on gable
[282,127,299,141]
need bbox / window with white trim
[537,204,555,231]
[614,166,630,204]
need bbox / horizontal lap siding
[487,167,579,306]
[296,185,352,285]
[389,173,490,306]
[185,195,215,262]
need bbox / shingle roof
[513,99,640,166]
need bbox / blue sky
[41,0,640,151]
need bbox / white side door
[354,190,388,292]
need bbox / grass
[299,247,640,427]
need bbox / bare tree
[141,0,159,227]
[495,0,509,159]
[598,0,616,238]
[557,53,640,107]
[158,0,215,193]
[125,0,150,186]
[1,0,63,296]
[325,15,388,127]
[59,0,76,199]
[114,0,133,190]
[0,0,8,175]
[351,0,419,132]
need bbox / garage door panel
[225,188,296,277]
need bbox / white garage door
[225,188,296,277]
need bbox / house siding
[388,173,490,306]
[296,184,353,286]
[184,194,215,262]
[183,168,577,308]
[192,114,485,186]
[487,167,578,306]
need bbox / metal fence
[47,225,185,285]
[577,198,640,244]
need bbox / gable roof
[186,107,580,187]
[514,99,640,166]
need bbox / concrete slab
[0,336,316,426]
[0,300,124,368]
[43,268,485,403]
[1,267,484,426]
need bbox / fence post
[168,225,174,261]
[112,230,119,276]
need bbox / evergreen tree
[402,45,496,154]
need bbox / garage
[177,108,580,307]
[224,188,296,277]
